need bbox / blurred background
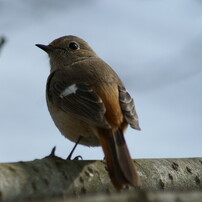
[0,0,201,162]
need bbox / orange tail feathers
[98,129,141,189]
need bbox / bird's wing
[118,86,141,130]
[47,71,111,129]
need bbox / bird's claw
[49,146,56,156]
[73,155,83,160]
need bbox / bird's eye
[69,42,79,50]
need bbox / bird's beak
[35,44,54,53]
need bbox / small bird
[36,35,141,189]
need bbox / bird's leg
[67,136,82,160]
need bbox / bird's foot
[70,155,83,160]
[66,136,82,160]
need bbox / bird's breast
[47,100,100,146]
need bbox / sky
[0,0,202,162]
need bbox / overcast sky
[0,0,202,162]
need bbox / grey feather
[118,86,141,130]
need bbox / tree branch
[0,154,201,201]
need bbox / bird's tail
[99,129,140,189]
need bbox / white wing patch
[60,84,77,98]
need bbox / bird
[36,35,141,189]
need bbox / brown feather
[95,85,140,188]
[98,129,140,189]
[93,84,123,131]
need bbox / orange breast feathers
[94,84,125,131]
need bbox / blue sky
[0,0,202,162]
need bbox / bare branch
[0,155,201,201]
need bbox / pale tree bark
[0,151,201,202]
